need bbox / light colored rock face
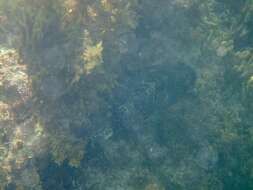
[0,47,44,190]
[0,49,31,104]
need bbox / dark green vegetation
[0,0,253,189]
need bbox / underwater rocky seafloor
[1,0,253,190]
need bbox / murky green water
[0,0,253,189]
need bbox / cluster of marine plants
[0,0,253,189]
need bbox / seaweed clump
[0,0,253,190]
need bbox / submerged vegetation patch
[0,0,253,189]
